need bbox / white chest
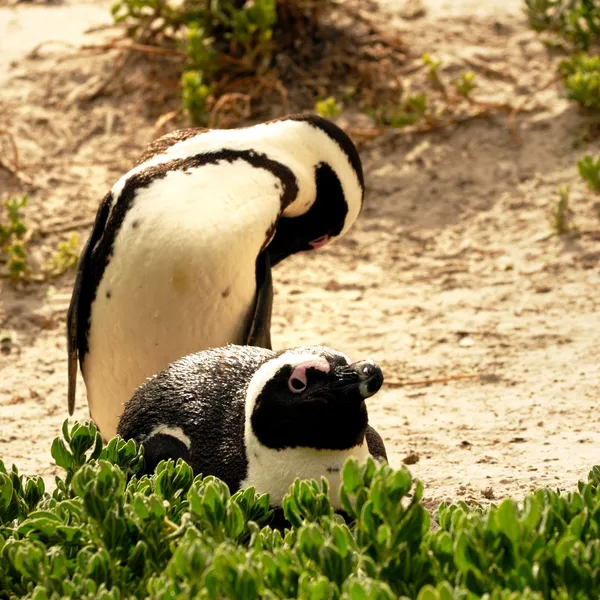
[242,436,371,509]
[83,161,282,439]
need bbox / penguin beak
[333,360,383,400]
[355,360,384,398]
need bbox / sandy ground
[0,0,599,507]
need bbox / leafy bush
[2,421,600,598]
[110,0,334,123]
[559,53,600,111]
[524,0,600,51]
[525,0,600,113]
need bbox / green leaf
[417,585,440,600]
[342,460,363,494]
[51,438,74,472]
[496,499,520,543]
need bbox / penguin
[67,114,365,440]
[116,344,387,510]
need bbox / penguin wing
[66,193,112,415]
[245,250,273,350]
[138,433,191,476]
[365,425,388,462]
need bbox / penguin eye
[288,376,307,393]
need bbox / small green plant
[455,71,478,96]
[423,53,444,90]
[559,52,600,111]
[315,96,341,118]
[578,154,600,192]
[1,195,80,281]
[386,92,428,128]
[44,232,80,277]
[368,92,429,129]
[0,195,29,279]
[550,185,575,234]
[181,70,214,126]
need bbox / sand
[0,0,598,507]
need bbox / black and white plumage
[67,114,365,439]
[117,344,387,508]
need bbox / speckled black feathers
[117,345,275,491]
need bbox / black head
[247,347,383,451]
[266,115,365,266]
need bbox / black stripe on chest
[76,149,299,362]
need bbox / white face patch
[145,425,191,449]
[243,352,327,424]
[241,350,371,509]
[108,119,362,238]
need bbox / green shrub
[525,0,600,114]
[524,0,600,51]
[559,53,600,111]
[2,421,600,598]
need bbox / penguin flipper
[66,193,112,415]
[140,433,191,475]
[365,425,388,463]
[245,250,273,350]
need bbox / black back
[117,346,274,490]
[66,192,112,415]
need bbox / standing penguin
[117,344,387,509]
[67,114,365,440]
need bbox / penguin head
[246,346,383,451]
[266,115,364,266]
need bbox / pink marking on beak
[309,235,330,249]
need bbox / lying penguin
[117,344,387,509]
[67,114,365,439]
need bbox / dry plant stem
[466,96,524,146]
[385,373,481,387]
[540,73,563,90]
[0,128,20,173]
[27,40,79,59]
[0,128,36,186]
[208,93,252,128]
[83,23,123,35]
[39,219,96,236]
[0,272,45,283]
[81,41,186,58]
[83,50,131,102]
[461,56,516,82]
[153,110,182,136]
